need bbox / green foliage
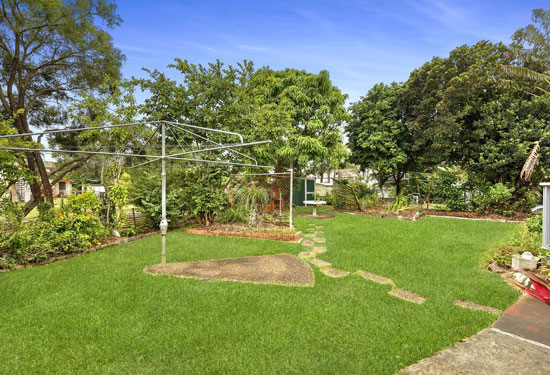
[231,183,270,225]
[217,207,250,224]
[333,179,378,211]
[134,60,348,173]
[181,167,228,226]
[0,193,108,269]
[389,194,410,213]
[433,170,467,211]
[472,183,515,215]
[347,83,413,194]
[130,170,187,228]
[120,225,137,238]
[233,184,270,212]
[0,0,124,211]
[65,193,101,215]
[496,214,544,266]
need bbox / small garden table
[303,200,327,216]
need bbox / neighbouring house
[4,161,75,203]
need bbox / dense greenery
[135,60,349,174]
[348,36,550,212]
[0,213,519,374]
[0,0,124,213]
[0,193,107,268]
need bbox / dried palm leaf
[520,141,541,183]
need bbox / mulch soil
[339,206,529,222]
[423,209,529,221]
[144,253,314,287]
[294,212,336,219]
[185,223,301,242]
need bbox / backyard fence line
[227,172,295,228]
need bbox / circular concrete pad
[145,253,314,287]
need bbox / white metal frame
[0,120,275,267]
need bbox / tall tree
[347,82,412,195]
[0,0,123,213]
[135,60,349,174]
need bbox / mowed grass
[0,212,520,374]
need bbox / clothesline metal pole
[289,167,293,229]
[160,122,168,267]
[0,120,274,267]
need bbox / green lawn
[0,212,520,374]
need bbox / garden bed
[185,223,301,242]
[339,206,529,222]
[340,206,421,221]
[424,209,529,222]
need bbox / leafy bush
[472,183,515,215]
[488,214,543,269]
[333,179,378,211]
[0,193,108,269]
[130,170,187,228]
[389,194,410,212]
[432,170,467,211]
[232,184,269,225]
[217,207,249,224]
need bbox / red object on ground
[525,278,550,305]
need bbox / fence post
[279,189,282,214]
[132,207,137,228]
[289,166,293,229]
[541,182,550,249]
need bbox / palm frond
[502,65,550,83]
[520,141,540,183]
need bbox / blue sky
[112,0,547,102]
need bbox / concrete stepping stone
[302,240,314,247]
[315,231,324,235]
[304,233,315,238]
[453,299,502,315]
[357,270,393,285]
[308,223,315,227]
[320,267,349,278]
[313,246,327,254]
[313,237,326,243]
[308,258,331,268]
[315,226,323,230]
[389,289,426,304]
[298,251,315,259]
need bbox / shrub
[333,179,377,211]
[233,184,269,225]
[0,193,108,269]
[130,170,187,228]
[217,207,249,224]
[472,183,515,215]
[432,170,467,211]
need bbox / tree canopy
[135,60,349,174]
[0,0,123,212]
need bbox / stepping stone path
[453,299,502,315]
[357,270,393,285]
[308,258,331,268]
[299,251,315,259]
[313,246,326,254]
[302,222,430,307]
[321,267,349,278]
[301,220,500,314]
[389,289,427,304]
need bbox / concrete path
[399,294,550,375]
